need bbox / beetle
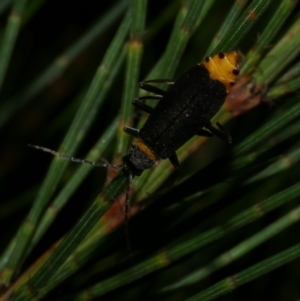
[122,50,241,180]
[30,50,241,185]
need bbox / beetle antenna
[27,144,123,169]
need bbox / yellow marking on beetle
[134,138,159,162]
[203,51,242,91]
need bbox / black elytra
[122,51,241,178]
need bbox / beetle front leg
[138,79,175,95]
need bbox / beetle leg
[123,126,139,138]
[168,152,180,169]
[216,122,232,143]
[134,95,162,102]
[139,79,174,96]
[197,129,213,137]
[139,82,166,95]
[142,79,175,85]
[133,94,163,113]
[132,98,155,114]
[138,79,174,94]
[205,122,232,144]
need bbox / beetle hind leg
[205,122,232,144]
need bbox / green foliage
[1,1,300,300]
